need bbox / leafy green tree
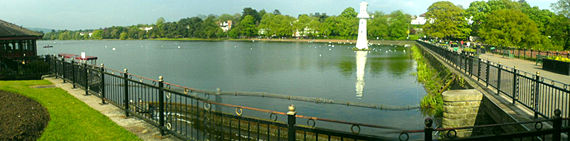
[424,1,471,40]
[337,7,358,38]
[119,32,128,40]
[241,8,260,23]
[368,11,389,39]
[388,10,411,40]
[92,30,103,39]
[552,0,570,17]
[547,14,570,50]
[197,15,222,38]
[273,9,281,15]
[259,14,295,37]
[465,1,490,36]
[236,15,257,37]
[480,9,543,49]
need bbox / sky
[0,0,558,30]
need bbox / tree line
[424,0,570,50]
[43,0,570,51]
[42,8,413,40]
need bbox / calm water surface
[38,40,428,135]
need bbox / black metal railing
[47,55,403,140]
[46,54,569,140]
[417,41,570,120]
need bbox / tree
[156,17,165,25]
[259,14,295,37]
[337,7,358,38]
[368,11,389,39]
[236,15,257,37]
[294,14,321,37]
[547,14,570,50]
[273,9,281,15]
[552,0,570,18]
[119,32,128,40]
[92,30,103,39]
[388,10,411,40]
[424,1,471,40]
[465,1,490,36]
[241,8,260,23]
[480,9,543,49]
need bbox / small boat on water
[43,45,53,48]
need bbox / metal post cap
[536,71,540,76]
[424,118,433,127]
[101,64,104,67]
[124,68,128,73]
[158,76,163,82]
[287,104,296,115]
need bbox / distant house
[293,27,318,38]
[411,13,427,25]
[79,32,93,37]
[219,20,232,32]
[139,27,153,32]
[0,19,43,59]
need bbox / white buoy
[332,45,335,47]
[178,46,181,48]
[319,54,322,57]
[112,48,116,51]
[329,48,332,51]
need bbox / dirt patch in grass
[0,90,50,140]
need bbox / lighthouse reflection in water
[355,51,368,98]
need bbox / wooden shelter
[0,19,43,59]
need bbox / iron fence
[46,53,569,140]
[417,41,570,121]
[47,55,401,140]
[490,47,570,60]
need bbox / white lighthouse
[355,2,370,50]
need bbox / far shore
[41,38,417,46]
[153,38,416,45]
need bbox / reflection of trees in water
[337,59,355,77]
[336,47,412,78]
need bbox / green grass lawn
[0,80,140,141]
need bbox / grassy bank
[411,45,450,116]
[0,80,140,140]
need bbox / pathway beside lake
[479,53,570,85]
[44,77,179,141]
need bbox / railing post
[497,64,502,95]
[424,118,433,141]
[512,66,517,105]
[534,72,540,119]
[477,58,481,81]
[72,60,76,88]
[486,61,490,87]
[100,64,106,105]
[84,63,89,96]
[158,76,165,136]
[123,68,129,117]
[287,104,296,141]
[553,109,562,141]
[469,56,473,77]
[61,58,65,83]
[54,56,58,79]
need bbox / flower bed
[543,58,570,75]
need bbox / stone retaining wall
[442,89,483,137]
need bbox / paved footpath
[45,77,179,141]
[479,53,570,85]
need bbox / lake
[37,40,428,136]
